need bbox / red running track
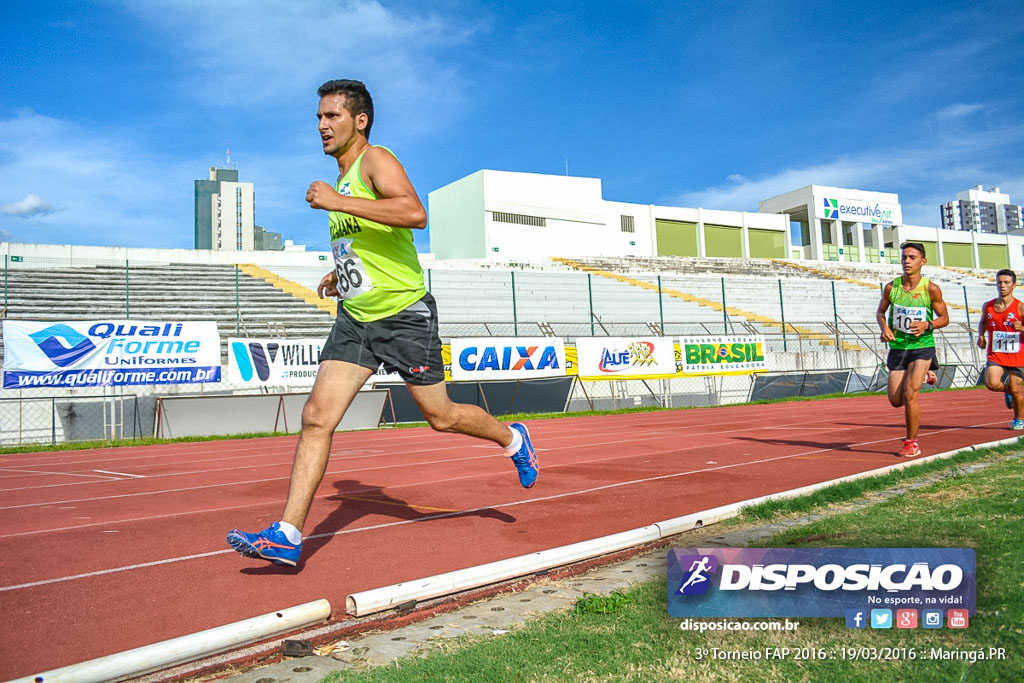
[0,389,1013,679]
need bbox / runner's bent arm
[877,283,895,342]
[923,282,950,333]
[977,304,987,349]
[305,147,427,228]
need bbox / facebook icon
[845,609,867,629]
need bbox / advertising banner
[576,336,678,380]
[668,547,976,618]
[678,336,767,376]
[2,320,221,388]
[820,195,902,226]
[228,338,323,386]
[450,337,567,382]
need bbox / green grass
[321,451,1024,682]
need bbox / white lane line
[0,468,121,481]
[93,470,146,479]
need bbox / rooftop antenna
[565,158,568,176]
[226,144,232,169]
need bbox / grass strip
[321,450,1024,682]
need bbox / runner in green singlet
[227,80,539,568]
[876,242,949,458]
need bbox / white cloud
[0,111,198,247]
[673,125,1024,227]
[121,0,475,136]
[0,193,61,218]
[936,103,984,119]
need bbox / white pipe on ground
[346,526,662,616]
[12,599,331,683]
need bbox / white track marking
[93,470,146,479]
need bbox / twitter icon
[870,609,893,629]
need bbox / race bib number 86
[331,238,374,300]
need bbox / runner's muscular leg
[887,369,907,407]
[901,359,932,440]
[984,365,1007,392]
[406,381,513,447]
[1011,374,1024,420]
[281,360,374,530]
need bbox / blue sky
[2,0,1022,254]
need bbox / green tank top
[328,147,426,322]
[887,276,934,349]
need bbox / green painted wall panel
[655,220,698,257]
[943,242,973,268]
[912,241,938,262]
[978,244,1009,270]
[748,228,786,258]
[704,224,742,258]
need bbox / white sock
[277,521,302,544]
[503,427,522,455]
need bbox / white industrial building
[428,170,791,262]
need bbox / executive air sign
[2,320,221,388]
[821,196,902,226]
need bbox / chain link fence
[0,254,995,445]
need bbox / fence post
[962,286,971,328]
[125,259,130,319]
[587,273,595,336]
[4,254,7,311]
[510,270,518,336]
[831,280,841,367]
[51,398,56,445]
[657,275,664,334]
[778,279,787,351]
[720,277,728,334]
[235,265,240,335]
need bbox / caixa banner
[667,548,975,618]
[450,338,566,382]
[2,320,222,388]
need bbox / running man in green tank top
[875,242,949,458]
[227,80,538,568]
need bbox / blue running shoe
[1006,393,1014,410]
[226,522,301,566]
[1011,419,1023,431]
[508,422,538,488]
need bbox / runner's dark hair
[317,79,374,139]
[900,242,926,257]
[996,268,1017,283]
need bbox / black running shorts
[886,346,938,372]
[985,360,1024,380]
[319,293,445,385]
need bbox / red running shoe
[898,438,921,458]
